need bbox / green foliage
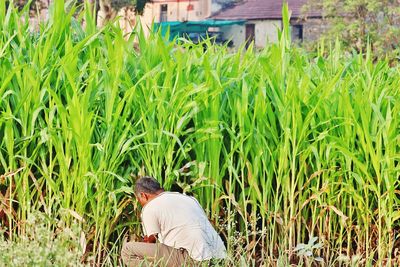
[0,213,85,267]
[132,0,152,15]
[0,2,399,266]
[106,0,152,15]
[304,0,400,59]
[7,0,152,16]
[103,0,152,14]
[294,237,324,265]
[6,0,38,11]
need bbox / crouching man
[121,176,226,266]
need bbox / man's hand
[143,234,157,243]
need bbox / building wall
[254,20,281,46]
[222,20,281,49]
[139,0,211,35]
[222,24,245,48]
[141,0,211,23]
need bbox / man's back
[141,192,226,261]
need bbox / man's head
[134,176,164,206]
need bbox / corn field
[0,1,399,266]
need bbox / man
[121,176,226,266]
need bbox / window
[160,4,168,22]
[291,24,303,42]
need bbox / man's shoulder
[144,192,198,210]
[157,191,190,200]
[142,192,180,210]
[162,192,199,203]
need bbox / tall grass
[0,1,399,265]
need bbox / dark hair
[134,176,163,195]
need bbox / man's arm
[141,208,161,243]
[143,234,157,243]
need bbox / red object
[187,4,194,11]
[143,235,157,243]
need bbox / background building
[140,0,323,48]
[136,0,212,35]
[141,0,211,23]
[21,0,323,47]
[210,0,322,48]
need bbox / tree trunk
[98,0,116,27]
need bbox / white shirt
[141,192,227,261]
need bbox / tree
[98,0,152,26]
[7,0,152,26]
[6,0,44,12]
[303,0,400,59]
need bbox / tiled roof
[210,0,321,20]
